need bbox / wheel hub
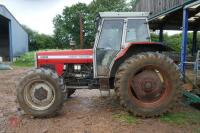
[131,70,164,102]
[24,81,56,111]
[34,87,48,101]
[31,83,54,104]
[144,82,152,90]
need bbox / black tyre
[115,52,182,118]
[17,68,65,118]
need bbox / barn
[133,0,200,72]
[133,0,198,31]
[0,4,28,62]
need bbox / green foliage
[13,52,35,67]
[160,111,200,125]
[151,33,160,42]
[23,25,56,51]
[194,128,200,133]
[151,33,181,52]
[113,112,138,124]
[89,0,128,15]
[53,0,128,49]
[53,3,90,49]
[151,32,200,54]
[128,0,138,10]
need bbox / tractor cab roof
[98,12,149,19]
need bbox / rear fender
[110,42,172,77]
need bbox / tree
[87,0,128,46]
[89,0,128,15]
[128,0,137,10]
[53,0,128,49]
[151,32,200,54]
[23,25,56,51]
[151,33,182,52]
[53,3,90,49]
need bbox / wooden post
[79,13,84,49]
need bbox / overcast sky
[0,0,180,36]
[0,0,92,35]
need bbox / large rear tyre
[115,52,182,118]
[17,68,65,118]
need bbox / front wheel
[17,68,65,118]
[115,52,182,118]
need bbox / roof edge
[99,12,149,18]
[0,4,27,35]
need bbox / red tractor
[17,12,182,118]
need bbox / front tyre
[115,52,182,118]
[17,68,65,118]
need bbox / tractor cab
[93,12,150,78]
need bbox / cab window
[98,19,124,50]
[126,19,150,43]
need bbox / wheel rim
[128,65,172,106]
[24,80,56,111]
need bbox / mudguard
[110,42,172,77]
[115,42,172,61]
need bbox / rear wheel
[17,68,65,118]
[115,52,182,117]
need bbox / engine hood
[37,49,93,64]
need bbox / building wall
[0,5,28,59]
[11,18,28,57]
[133,0,194,17]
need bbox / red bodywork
[37,49,93,76]
[36,42,164,76]
[115,42,163,60]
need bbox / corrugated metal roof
[0,4,26,33]
[148,0,197,21]
[148,0,200,30]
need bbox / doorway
[0,15,11,61]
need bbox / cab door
[93,19,124,78]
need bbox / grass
[13,52,35,67]
[194,128,200,133]
[113,110,200,125]
[160,111,200,125]
[12,49,64,67]
[113,112,138,124]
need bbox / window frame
[122,18,151,48]
[96,18,125,50]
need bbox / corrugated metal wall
[11,18,28,57]
[134,0,193,17]
[0,5,28,60]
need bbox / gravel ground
[0,67,199,133]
